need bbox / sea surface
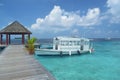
[35,39,120,80]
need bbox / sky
[0,0,120,38]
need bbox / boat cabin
[53,37,90,52]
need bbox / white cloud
[31,5,101,33]
[77,8,100,26]
[107,0,120,23]
[107,0,120,15]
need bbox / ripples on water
[35,40,120,80]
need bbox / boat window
[80,45,84,50]
[66,41,69,45]
[61,41,64,46]
[61,41,68,46]
[73,41,76,45]
[62,41,64,46]
[85,41,87,45]
[86,41,88,45]
[63,41,66,46]
[71,41,74,46]
[69,41,72,46]
[60,41,62,45]
[77,41,80,45]
[81,40,84,45]
[64,41,67,46]
[84,41,86,45]
[85,41,89,45]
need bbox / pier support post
[0,34,2,44]
[28,34,30,40]
[22,34,24,44]
[9,34,11,44]
[6,34,9,45]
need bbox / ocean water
[35,40,120,80]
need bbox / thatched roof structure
[0,21,32,34]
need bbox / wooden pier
[0,45,55,80]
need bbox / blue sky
[0,0,120,38]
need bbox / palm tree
[27,37,36,55]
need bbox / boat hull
[35,49,90,56]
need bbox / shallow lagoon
[35,41,120,80]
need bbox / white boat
[35,37,93,56]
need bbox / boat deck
[0,45,55,80]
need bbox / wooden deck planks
[0,45,55,80]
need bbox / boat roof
[54,37,90,41]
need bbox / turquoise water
[35,41,120,80]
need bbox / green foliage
[28,37,36,44]
[27,37,37,54]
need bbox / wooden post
[0,34,1,44]
[1,34,2,44]
[9,34,11,44]
[28,34,30,40]
[22,34,24,44]
[6,34,9,45]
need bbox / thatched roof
[0,21,32,34]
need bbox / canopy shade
[0,21,32,34]
[0,21,31,45]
